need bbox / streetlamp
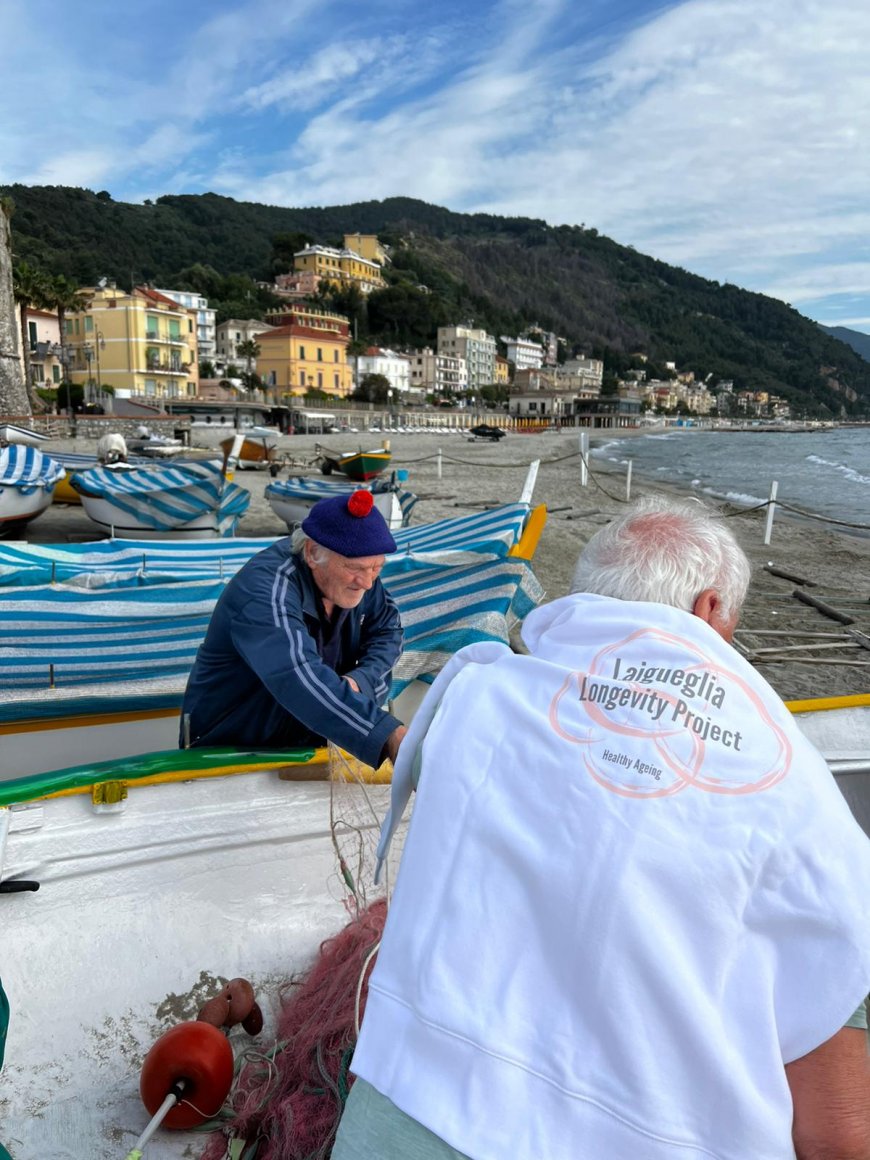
[50,343,74,432]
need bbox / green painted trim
[0,746,317,808]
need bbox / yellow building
[343,233,390,266]
[495,355,511,385]
[293,239,387,294]
[67,285,199,403]
[257,306,353,398]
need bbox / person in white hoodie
[334,495,870,1160]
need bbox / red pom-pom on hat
[347,490,374,517]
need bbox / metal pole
[626,460,633,501]
[580,430,588,487]
[763,480,778,546]
[437,448,442,479]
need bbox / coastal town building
[407,347,466,397]
[502,336,544,372]
[66,284,199,404]
[513,366,601,398]
[437,325,496,393]
[21,308,63,391]
[215,319,275,363]
[256,305,353,399]
[273,270,321,300]
[293,234,388,295]
[495,355,511,385]
[355,347,411,395]
[155,288,217,359]
[562,356,604,392]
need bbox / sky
[1,0,869,333]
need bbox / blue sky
[2,0,869,333]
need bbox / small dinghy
[0,445,65,538]
[265,474,417,532]
[70,459,251,540]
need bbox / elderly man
[335,496,870,1160]
[180,489,406,767]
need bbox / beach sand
[25,429,870,702]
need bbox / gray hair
[290,527,330,566]
[570,496,751,622]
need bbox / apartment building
[257,306,353,398]
[502,336,544,372]
[293,241,387,295]
[436,325,496,393]
[356,347,411,395]
[155,288,217,358]
[66,284,199,402]
[407,347,467,396]
[215,319,275,363]
[21,308,63,390]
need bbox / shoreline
[16,429,870,702]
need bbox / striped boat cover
[265,476,419,524]
[0,503,527,587]
[0,446,65,495]
[0,504,544,717]
[52,452,158,472]
[70,461,251,535]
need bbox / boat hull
[267,487,403,530]
[76,492,232,538]
[319,447,391,482]
[0,486,56,538]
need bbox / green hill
[818,324,870,364]
[3,183,870,416]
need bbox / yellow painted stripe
[786,692,870,714]
[0,707,179,736]
[509,503,547,561]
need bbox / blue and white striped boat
[70,459,252,539]
[0,445,65,538]
[265,474,418,531]
[0,503,545,777]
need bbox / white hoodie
[356,594,870,1160]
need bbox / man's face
[306,543,385,609]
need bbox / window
[334,350,339,362]
[52,365,60,383]
[84,316,93,333]
[317,372,323,388]
[299,345,306,360]
[300,371,306,386]
[28,321,37,348]
[187,382,196,396]
[529,401,537,411]
[317,348,323,361]
[144,379,157,396]
[334,374,339,388]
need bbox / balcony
[145,330,186,344]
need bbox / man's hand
[383,725,408,766]
[343,675,360,693]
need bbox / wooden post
[626,460,633,501]
[579,430,588,487]
[763,481,778,545]
[520,459,541,505]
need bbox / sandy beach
[24,429,870,702]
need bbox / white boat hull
[0,485,56,535]
[78,493,231,540]
[267,488,404,531]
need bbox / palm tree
[44,275,92,424]
[235,338,261,389]
[12,261,51,412]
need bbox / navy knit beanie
[301,490,397,557]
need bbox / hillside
[3,183,870,416]
[819,324,870,364]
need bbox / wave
[805,455,870,486]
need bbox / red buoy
[139,1021,234,1129]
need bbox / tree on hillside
[12,260,51,412]
[0,197,30,417]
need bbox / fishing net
[199,745,406,1160]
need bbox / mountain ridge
[3,183,869,416]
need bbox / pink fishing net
[200,899,387,1160]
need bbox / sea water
[591,426,870,535]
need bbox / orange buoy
[139,1021,234,1129]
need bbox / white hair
[570,496,751,622]
[290,527,330,566]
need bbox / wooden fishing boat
[0,694,866,1159]
[315,443,391,481]
[0,423,49,448]
[70,460,251,540]
[0,445,65,538]
[265,474,417,532]
[219,426,281,470]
